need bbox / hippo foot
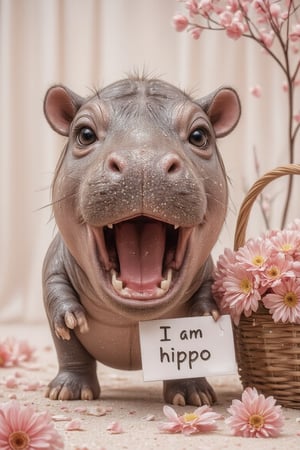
[163,377,216,407]
[45,370,100,401]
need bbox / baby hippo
[43,75,240,406]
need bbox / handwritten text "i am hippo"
[139,316,236,382]
[159,325,211,371]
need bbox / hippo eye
[189,127,209,148]
[77,127,97,146]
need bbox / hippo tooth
[107,224,114,229]
[111,269,123,291]
[160,269,172,291]
[174,224,179,230]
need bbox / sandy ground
[1,323,300,450]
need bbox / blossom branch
[173,0,300,229]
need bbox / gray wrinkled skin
[43,76,241,406]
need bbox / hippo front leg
[189,277,220,320]
[43,236,100,400]
[45,331,100,401]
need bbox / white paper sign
[139,315,236,381]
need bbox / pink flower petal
[5,377,18,389]
[107,421,124,434]
[86,407,107,417]
[52,414,72,422]
[65,418,84,431]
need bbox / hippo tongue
[114,220,165,291]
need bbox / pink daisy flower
[212,247,237,303]
[226,387,284,438]
[0,400,64,449]
[158,404,221,435]
[236,237,271,273]
[262,278,300,323]
[260,252,295,289]
[222,266,261,324]
[269,229,300,259]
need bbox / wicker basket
[233,164,300,409]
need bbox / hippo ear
[44,85,84,136]
[198,87,241,138]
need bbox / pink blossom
[269,3,281,19]
[260,30,275,48]
[262,278,300,323]
[0,399,64,449]
[282,81,289,92]
[190,27,202,39]
[227,0,240,13]
[253,0,268,23]
[219,10,234,27]
[289,23,300,42]
[294,112,300,123]
[198,0,215,16]
[250,85,262,97]
[225,11,248,40]
[226,387,284,437]
[185,0,200,17]
[173,14,189,32]
[159,404,221,435]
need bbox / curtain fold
[0,0,299,322]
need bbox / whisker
[35,192,78,213]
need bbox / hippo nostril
[162,155,182,175]
[107,154,125,173]
[167,162,180,174]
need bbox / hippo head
[44,76,240,319]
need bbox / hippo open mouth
[89,217,193,300]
